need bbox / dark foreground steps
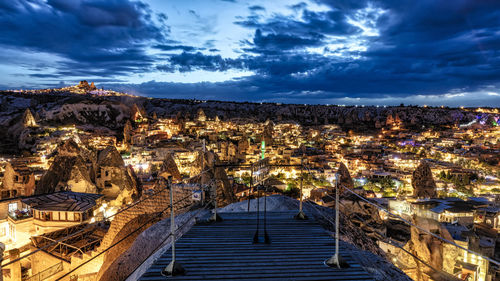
[139,211,374,281]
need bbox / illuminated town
[0,82,496,280]
[1,1,500,281]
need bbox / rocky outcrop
[340,195,386,241]
[95,146,142,202]
[189,150,236,207]
[123,120,133,145]
[396,216,455,280]
[5,108,41,150]
[36,139,96,194]
[22,108,37,127]
[262,119,274,145]
[412,161,437,198]
[0,90,493,138]
[77,80,96,91]
[130,103,145,122]
[197,108,206,122]
[159,154,181,182]
[41,101,129,129]
[336,162,354,193]
[36,141,141,200]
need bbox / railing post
[295,154,308,220]
[161,176,186,276]
[201,142,205,206]
[326,173,349,268]
[208,180,222,222]
[252,181,260,243]
[253,157,270,244]
[263,183,270,244]
[248,165,253,212]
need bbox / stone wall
[98,186,192,251]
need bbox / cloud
[2,0,500,106]
[246,29,325,54]
[213,0,500,101]
[153,44,198,52]
[0,0,168,77]
[248,5,265,12]
[159,52,243,72]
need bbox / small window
[8,203,17,213]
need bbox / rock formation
[123,120,133,145]
[77,80,97,91]
[22,109,37,127]
[340,194,386,241]
[197,108,207,122]
[158,154,181,182]
[396,216,453,280]
[263,119,274,145]
[386,114,394,126]
[189,150,236,206]
[412,161,437,198]
[36,139,96,194]
[336,162,354,193]
[6,108,41,150]
[131,103,145,122]
[95,146,142,202]
[36,141,141,201]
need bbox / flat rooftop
[22,191,103,212]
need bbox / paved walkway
[139,211,374,281]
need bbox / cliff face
[412,161,437,198]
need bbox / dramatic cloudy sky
[1,0,500,106]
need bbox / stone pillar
[7,248,20,281]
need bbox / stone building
[22,191,103,233]
[1,162,35,199]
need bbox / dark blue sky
[1,0,500,106]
